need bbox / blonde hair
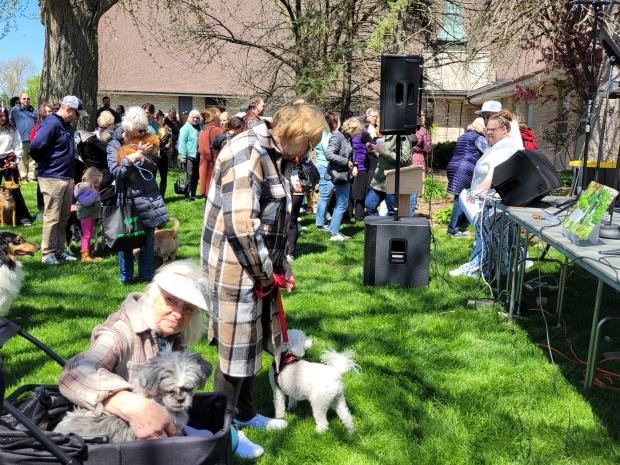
[97,110,115,129]
[82,166,103,188]
[188,109,201,120]
[272,103,327,148]
[341,117,364,138]
[488,109,513,130]
[366,107,378,117]
[468,117,485,134]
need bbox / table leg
[495,214,506,297]
[555,256,568,328]
[509,224,522,319]
[584,279,605,389]
[515,233,528,315]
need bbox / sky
[0,0,45,72]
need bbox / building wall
[425,98,479,143]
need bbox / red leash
[254,274,295,344]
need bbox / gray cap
[61,95,88,118]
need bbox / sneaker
[235,430,264,459]
[286,254,295,262]
[42,255,59,265]
[449,263,479,277]
[524,260,534,270]
[20,219,32,227]
[330,233,350,241]
[56,252,77,262]
[448,231,469,238]
[317,225,330,232]
[234,413,288,431]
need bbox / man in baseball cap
[61,95,89,118]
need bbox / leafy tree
[0,56,34,99]
[25,74,41,108]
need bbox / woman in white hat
[59,260,208,440]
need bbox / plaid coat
[201,123,291,377]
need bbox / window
[205,97,226,111]
[526,102,534,127]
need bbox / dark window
[205,97,227,112]
[178,96,193,116]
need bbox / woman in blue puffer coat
[107,106,169,284]
[445,117,485,237]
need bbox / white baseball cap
[61,96,89,118]
[153,266,208,311]
[475,100,502,115]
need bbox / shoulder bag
[101,179,147,252]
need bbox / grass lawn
[2,172,620,464]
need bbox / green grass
[2,173,620,464]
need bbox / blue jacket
[9,105,38,142]
[107,128,169,228]
[446,129,483,195]
[29,113,75,179]
[178,122,201,160]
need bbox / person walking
[178,109,202,200]
[9,93,38,182]
[30,96,87,264]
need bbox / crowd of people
[1,91,539,459]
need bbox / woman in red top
[198,107,222,197]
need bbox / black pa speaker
[379,55,423,135]
[363,216,430,288]
[492,150,561,207]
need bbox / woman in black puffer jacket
[107,106,169,285]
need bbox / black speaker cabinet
[363,216,430,288]
[492,150,561,207]
[379,55,423,135]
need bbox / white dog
[269,329,359,434]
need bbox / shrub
[559,170,573,187]
[422,177,447,201]
[430,141,456,170]
[434,205,453,225]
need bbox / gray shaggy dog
[54,350,212,442]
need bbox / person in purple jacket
[348,117,373,222]
[30,96,87,265]
[445,117,485,237]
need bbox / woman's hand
[127,152,145,164]
[103,390,176,440]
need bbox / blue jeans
[409,194,418,217]
[447,195,468,235]
[466,207,512,277]
[329,182,351,234]
[118,226,155,283]
[315,164,332,227]
[365,188,395,216]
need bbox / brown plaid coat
[201,123,291,377]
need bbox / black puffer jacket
[106,127,169,228]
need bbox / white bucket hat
[475,100,502,115]
[152,261,208,311]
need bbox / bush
[434,205,453,225]
[422,177,447,201]
[559,170,573,187]
[430,141,456,170]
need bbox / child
[74,167,103,263]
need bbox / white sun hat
[475,100,502,115]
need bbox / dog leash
[254,274,295,345]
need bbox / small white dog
[269,329,359,434]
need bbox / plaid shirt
[59,293,185,414]
[201,123,291,377]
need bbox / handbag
[326,169,350,185]
[174,173,187,195]
[102,181,147,252]
[297,157,320,191]
[458,188,482,222]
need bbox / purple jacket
[351,131,371,172]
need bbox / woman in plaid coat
[201,103,326,457]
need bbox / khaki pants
[18,141,36,181]
[39,177,74,258]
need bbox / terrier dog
[54,350,212,442]
[0,232,39,316]
[269,329,359,434]
[0,181,19,227]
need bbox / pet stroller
[0,317,232,465]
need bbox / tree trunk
[40,0,118,130]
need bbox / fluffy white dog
[269,329,359,434]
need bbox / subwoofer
[363,216,430,288]
[492,150,561,207]
[379,55,423,135]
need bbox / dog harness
[271,351,299,389]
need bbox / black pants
[0,169,32,223]
[158,150,168,197]
[185,157,199,199]
[287,194,304,258]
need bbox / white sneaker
[524,260,534,269]
[234,413,288,431]
[286,254,295,262]
[330,233,350,241]
[235,430,264,460]
[449,263,479,277]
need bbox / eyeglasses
[485,126,505,134]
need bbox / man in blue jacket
[30,95,87,265]
[9,93,38,182]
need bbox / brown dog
[155,217,180,262]
[117,134,160,163]
[0,181,19,227]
